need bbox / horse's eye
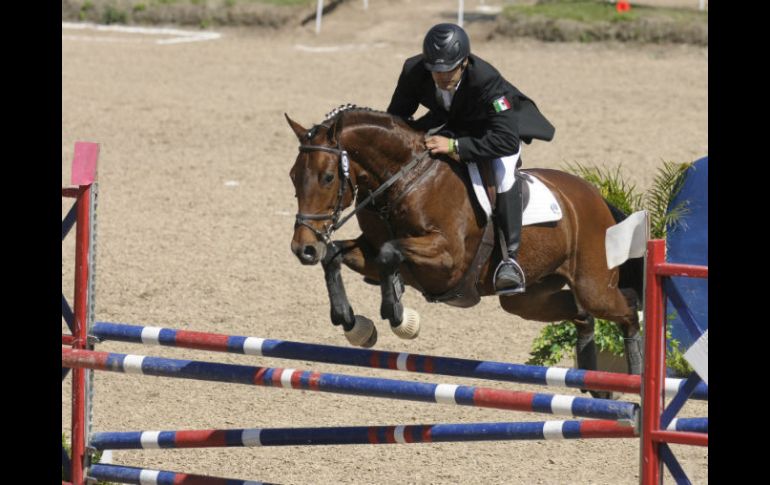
[322,172,335,184]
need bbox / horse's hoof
[391,307,420,339]
[345,316,378,348]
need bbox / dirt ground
[62,1,708,483]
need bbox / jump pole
[89,463,270,485]
[90,419,638,451]
[62,347,639,422]
[89,418,705,451]
[91,321,708,400]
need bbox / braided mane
[321,104,418,141]
[323,103,390,123]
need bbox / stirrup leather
[493,258,526,296]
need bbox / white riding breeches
[466,146,522,218]
[492,147,521,193]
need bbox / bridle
[295,141,357,244]
[295,133,430,245]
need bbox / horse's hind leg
[573,276,643,375]
[323,240,377,347]
[497,276,609,397]
[572,312,618,399]
[619,287,643,375]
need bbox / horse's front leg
[375,234,454,340]
[322,240,377,347]
[374,241,415,338]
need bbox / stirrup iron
[493,258,526,296]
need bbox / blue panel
[666,157,708,351]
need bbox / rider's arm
[387,57,422,119]
[455,92,520,162]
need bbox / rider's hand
[425,135,460,162]
[425,135,449,155]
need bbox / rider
[386,23,555,294]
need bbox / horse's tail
[604,200,645,306]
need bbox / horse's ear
[328,116,343,145]
[285,113,308,141]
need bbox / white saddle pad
[467,162,563,226]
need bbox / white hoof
[391,307,420,339]
[344,316,378,348]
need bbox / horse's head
[286,113,356,265]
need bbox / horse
[285,106,644,393]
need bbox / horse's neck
[343,124,420,185]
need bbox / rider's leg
[493,149,526,294]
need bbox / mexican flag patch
[492,96,511,113]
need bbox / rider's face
[431,60,467,91]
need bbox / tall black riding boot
[494,179,526,294]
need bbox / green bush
[527,317,694,376]
[102,5,128,24]
[527,161,695,376]
[499,0,708,45]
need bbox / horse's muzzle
[291,239,327,266]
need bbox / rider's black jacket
[386,53,555,162]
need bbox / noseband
[295,139,431,245]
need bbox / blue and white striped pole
[91,321,708,400]
[90,419,638,451]
[667,417,708,434]
[63,347,639,421]
[89,463,268,485]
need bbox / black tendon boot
[494,179,526,294]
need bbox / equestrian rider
[386,23,555,294]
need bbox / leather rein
[295,141,431,244]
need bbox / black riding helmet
[422,23,470,72]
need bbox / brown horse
[286,106,643,388]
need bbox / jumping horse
[286,106,644,391]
